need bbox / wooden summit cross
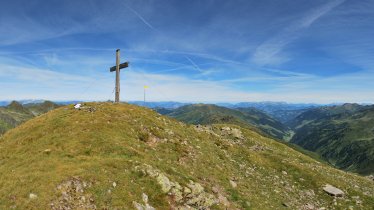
[110,49,129,103]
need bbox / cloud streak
[125,5,155,30]
[251,0,346,66]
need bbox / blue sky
[0,0,373,103]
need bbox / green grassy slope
[0,102,373,209]
[159,104,292,140]
[0,101,60,136]
[270,108,309,124]
[289,104,374,175]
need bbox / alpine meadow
[0,0,373,209]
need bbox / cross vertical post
[115,49,120,103]
[109,49,129,103]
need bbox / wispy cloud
[251,0,346,66]
[0,64,89,85]
[184,56,203,73]
[1,0,372,103]
[125,5,155,30]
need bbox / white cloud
[0,64,89,85]
[1,63,373,104]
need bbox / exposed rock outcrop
[136,164,218,209]
[50,177,96,210]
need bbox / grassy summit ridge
[0,102,373,209]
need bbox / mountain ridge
[289,104,374,175]
[0,101,60,136]
[156,104,293,140]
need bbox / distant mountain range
[0,101,60,135]
[128,101,191,109]
[0,99,80,106]
[155,104,293,141]
[219,102,322,123]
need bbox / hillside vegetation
[289,104,374,175]
[0,102,373,209]
[226,102,318,123]
[158,104,293,140]
[0,101,59,135]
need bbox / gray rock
[29,193,37,199]
[133,193,155,210]
[231,128,244,139]
[282,202,289,207]
[323,184,344,197]
[142,193,148,203]
[229,180,237,188]
[156,173,173,193]
[303,203,314,209]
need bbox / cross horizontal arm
[110,62,129,72]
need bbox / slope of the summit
[0,103,373,209]
[289,104,374,175]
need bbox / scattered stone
[184,181,217,208]
[112,182,117,188]
[85,107,96,113]
[212,186,220,194]
[250,144,268,151]
[133,193,155,210]
[29,193,37,199]
[282,202,289,207]
[218,194,230,206]
[323,184,344,197]
[230,128,244,139]
[43,149,52,154]
[304,190,315,197]
[367,175,374,181]
[220,126,244,140]
[303,203,314,209]
[282,171,288,175]
[165,128,174,136]
[229,180,237,188]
